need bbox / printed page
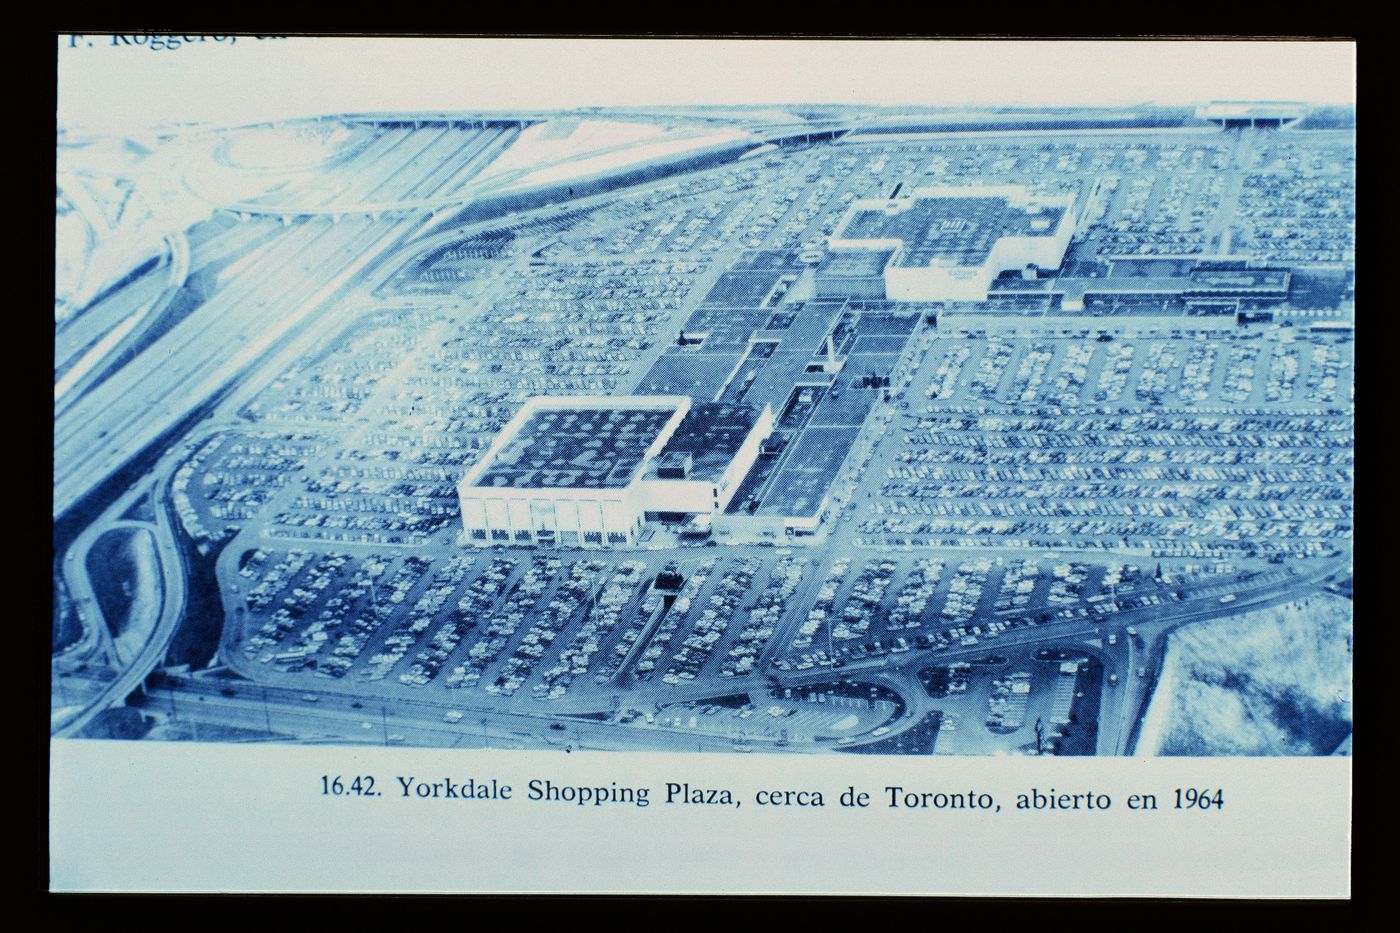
[52,35,1354,897]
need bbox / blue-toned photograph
[53,37,1353,760]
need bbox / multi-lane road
[53,470,188,738]
[53,212,427,519]
[136,676,780,754]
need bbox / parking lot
[154,119,1352,748]
[923,648,1102,756]
[844,325,1352,562]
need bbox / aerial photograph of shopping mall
[53,43,1353,757]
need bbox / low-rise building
[457,395,773,547]
[823,185,1077,302]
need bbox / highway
[55,231,190,413]
[211,121,767,219]
[53,212,423,519]
[56,256,166,375]
[54,465,189,738]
